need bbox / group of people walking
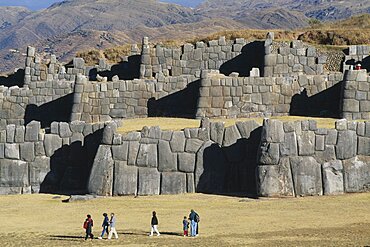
[83,213,118,240]
[83,209,200,240]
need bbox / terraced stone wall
[0,121,105,195]
[257,119,370,197]
[196,70,344,119]
[87,120,262,196]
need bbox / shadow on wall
[219,41,265,77]
[197,127,262,197]
[290,82,342,118]
[0,69,25,87]
[40,129,104,195]
[89,55,141,81]
[24,94,74,128]
[147,79,201,118]
[362,56,370,72]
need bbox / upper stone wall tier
[264,34,328,77]
[257,119,370,197]
[140,36,264,79]
[341,70,370,120]
[70,74,198,123]
[196,70,343,119]
[343,45,370,71]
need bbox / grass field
[117,116,339,133]
[0,193,369,246]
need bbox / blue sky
[0,0,203,10]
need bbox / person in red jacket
[83,214,94,240]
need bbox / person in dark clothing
[98,213,110,239]
[189,209,197,237]
[149,211,160,236]
[84,214,94,240]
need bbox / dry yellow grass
[117,116,339,133]
[0,193,369,246]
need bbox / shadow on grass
[49,235,85,240]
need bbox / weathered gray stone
[236,121,260,138]
[343,156,370,193]
[326,129,338,145]
[5,144,19,159]
[128,141,140,165]
[322,160,344,195]
[280,132,297,156]
[290,157,322,196]
[44,134,62,157]
[138,167,160,195]
[59,122,73,138]
[259,143,280,165]
[336,130,357,160]
[88,145,114,196]
[112,142,129,161]
[210,122,224,145]
[195,141,213,188]
[102,122,117,145]
[178,152,196,173]
[29,156,50,189]
[261,119,284,143]
[257,157,294,197]
[70,121,85,133]
[297,131,315,156]
[358,137,370,156]
[14,126,25,143]
[315,145,336,164]
[136,144,158,168]
[187,173,195,193]
[170,131,186,152]
[161,172,186,194]
[223,125,241,147]
[0,159,28,187]
[158,140,177,172]
[185,138,203,153]
[0,144,4,159]
[315,135,325,151]
[113,161,138,196]
[20,143,35,162]
[6,124,15,143]
[25,121,40,142]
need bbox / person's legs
[153,225,160,236]
[150,225,154,236]
[85,231,89,240]
[196,223,199,236]
[108,228,113,239]
[191,220,196,236]
[113,228,118,239]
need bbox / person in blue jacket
[98,213,110,239]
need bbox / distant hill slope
[0,0,369,73]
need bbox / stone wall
[70,74,198,123]
[343,45,370,71]
[0,80,74,128]
[341,70,370,120]
[196,70,344,119]
[140,37,264,79]
[257,119,370,197]
[0,121,105,194]
[264,34,328,77]
[87,119,262,196]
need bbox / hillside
[0,0,369,72]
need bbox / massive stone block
[128,141,139,166]
[5,144,20,159]
[0,159,29,187]
[136,144,158,168]
[187,173,195,193]
[158,140,177,172]
[280,132,297,156]
[161,172,187,195]
[170,131,186,152]
[236,121,260,139]
[185,139,203,153]
[88,145,114,196]
[261,119,284,143]
[297,131,315,156]
[257,157,294,197]
[25,121,40,142]
[178,152,196,173]
[336,130,357,160]
[210,122,224,145]
[113,161,138,196]
[29,156,50,192]
[112,142,129,161]
[20,142,35,162]
[322,160,344,195]
[343,156,370,193]
[290,157,322,196]
[44,134,63,157]
[138,167,160,195]
[259,143,280,165]
[357,137,370,156]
